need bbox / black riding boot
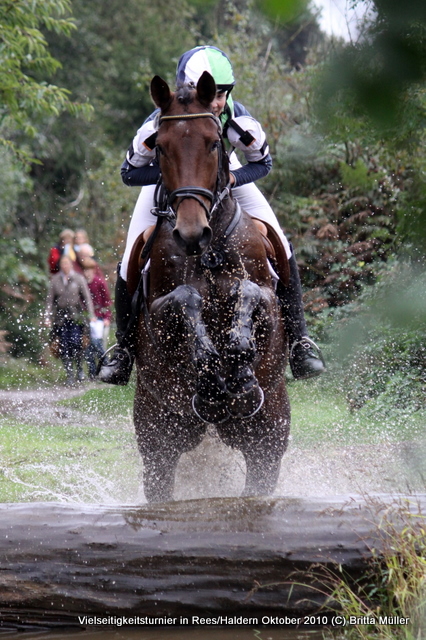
[98,270,135,386]
[277,252,326,380]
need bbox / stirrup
[289,336,325,366]
[97,343,134,386]
[96,343,133,374]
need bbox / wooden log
[0,494,425,630]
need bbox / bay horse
[130,71,290,503]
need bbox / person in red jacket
[82,262,112,379]
[47,229,76,275]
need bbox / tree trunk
[0,494,424,630]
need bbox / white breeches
[120,154,291,281]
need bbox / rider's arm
[120,112,161,187]
[121,159,160,187]
[230,154,272,187]
[227,102,272,188]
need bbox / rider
[99,45,325,385]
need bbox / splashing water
[1,377,425,505]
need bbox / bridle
[151,112,231,224]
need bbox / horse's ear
[150,75,173,111]
[196,71,217,108]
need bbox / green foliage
[0,234,47,360]
[0,0,92,160]
[340,159,385,192]
[315,0,426,251]
[0,145,31,229]
[0,0,95,359]
[329,263,426,423]
[278,144,399,315]
[256,0,309,23]
[68,146,143,267]
[317,0,426,131]
[344,327,425,416]
[44,0,197,144]
[0,0,424,436]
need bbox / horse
[129,71,290,503]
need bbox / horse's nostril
[200,226,212,250]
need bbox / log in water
[0,494,425,630]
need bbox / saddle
[253,220,290,287]
[126,218,289,297]
[127,229,153,296]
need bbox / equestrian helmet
[176,46,236,93]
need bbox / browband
[159,112,222,130]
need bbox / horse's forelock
[175,84,195,106]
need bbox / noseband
[151,112,230,223]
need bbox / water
[1,384,425,503]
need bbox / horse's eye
[210,141,220,153]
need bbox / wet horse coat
[132,72,290,503]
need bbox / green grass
[64,373,425,449]
[0,417,140,502]
[287,374,426,448]
[60,381,136,419]
[0,355,66,389]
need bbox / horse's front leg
[225,279,264,418]
[151,284,228,424]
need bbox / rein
[151,111,230,223]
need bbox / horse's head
[151,72,229,257]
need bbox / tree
[314,0,426,249]
[0,0,92,161]
[0,0,92,358]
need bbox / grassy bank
[0,357,140,502]
[0,355,65,388]
[287,375,426,448]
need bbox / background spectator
[45,255,95,385]
[74,243,105,279]
[83,262,113,379]
[74,229,90,253]
[47,229,75,275]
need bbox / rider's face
[211,91,227,117]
